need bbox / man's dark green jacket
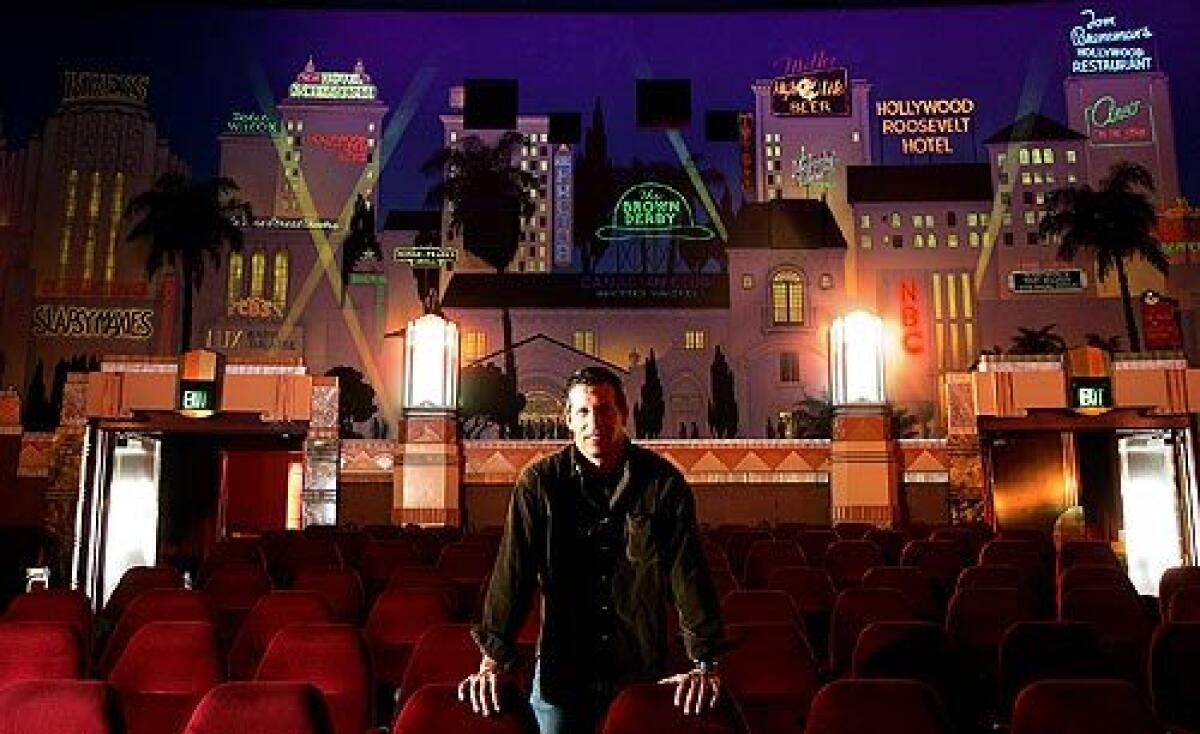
[471,441,724,704]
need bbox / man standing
[459,366,724,733]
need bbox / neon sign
[553,148,574,267]
[227,296,284,320]
[287,58,378,101]
[595,183,714,241]
[63,72,149,103]
[305,133,369,163]
[792,146,838,188]
[1085,95,1153,146]
[31,305,154,340]
[1069,8,1154,74]
[900,279,925,355]
[251,216,340,231]
[1008,269,1088,293]
[770,68,850,117]
[738,112,755,194]
[773,50,841,76]
[225,111,280,136]
[876,98,976,155]
[392,245,457,268]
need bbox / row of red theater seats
[2,587,1200,729]
[8,565,1200,730]
[0,638,1190,729]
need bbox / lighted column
[394,313,463,527]
[828,310,903,526]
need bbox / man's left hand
[657,667,721,715]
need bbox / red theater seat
[931,527,985,568]
[601,682,746,734]
[946,587,1038,685]
[273,539,342,586]
[200,562,272,649]
[997,622,1109,721]
[863,528,906,566]
[742,540,806,590]
[956,564,1028,593]
[182,682,335,734]
[103,566,183,622]
[796,530,838,568]
[767,566,837,665]
[227,591,335,680]
[720,590,801,630]
[198,540,263,582]
[1009,679,1159,734]
[254,624,370,734]
[900,540,962,596]
[0,680,116,734]
[722,622,819,734]
[803,679,954,734]
[851,621,959,703]
[0,622,82,688]
[392,682,536,734]
[293,567,365,623]
[824,541,884,590]
[99,590,213,676]
[862,566,939,620]
[1159,566,1200,619]
[722,530,772,583]
[1057,564,1134,612]
[833,522,875,541]
[396,624,481,710]
[365,588,456,702]
[3,589,94,654]
[1168,585,1200,622]
[1149,622,1200,734]
[107,622,223,734]
[1059,587,1151,684]
[828,588,918,675]
[359,540,425,599]
[979,540,1046,585]
[1057,541,1120,577]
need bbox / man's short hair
[564,366,627,412]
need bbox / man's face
[565,383,628,468]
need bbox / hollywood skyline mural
[1,0,1198,215]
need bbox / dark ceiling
[73,0,1061,10]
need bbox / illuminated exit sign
[178,379,219,418]
[1069,377,1113,412]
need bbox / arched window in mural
[249,249,266,298]
[771,269,805,325]
[227,251,244,306]
[272,248,289,312]
[519,389,566,439]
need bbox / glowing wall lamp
[403,313,460,413]
[829,309,886,406]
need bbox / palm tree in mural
[422,132,537,437]
[1009,324,1068,355]
[1039,161,1168,352]
[125,172,252,352]
[789,391,921,439]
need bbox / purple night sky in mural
[2,1,1198,211]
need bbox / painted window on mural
[462,330,487,363]
[272,249,289,311]
[771,270,804,325]
[779,351,801,383]
[227,251,244,306]
[573,330,596,355]
[250,249,266,298]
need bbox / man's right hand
[457,655,504,716]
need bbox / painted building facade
[0,71,189,393]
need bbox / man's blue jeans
[529,661,613,734]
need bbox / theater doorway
[79,415,307,606]
[982,415,1200,594]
